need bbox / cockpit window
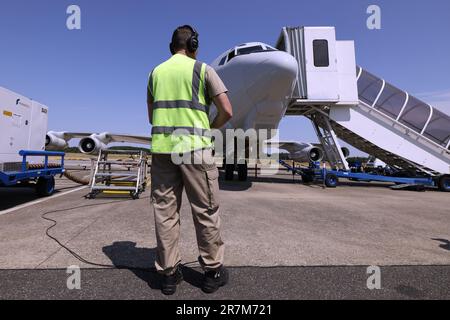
[226,45,276,63]
[227,50,236,62]
[237,46,264,55]
[218,55,227,66]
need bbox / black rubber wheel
[131,192,140,200]
[36,177,55,197]
[438,175,450,192]
[225,164,235,181]
[237,163,248,182]
[302,173,315,184]
[325,174,338,188]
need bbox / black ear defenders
[170,25,199,55]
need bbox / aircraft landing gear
[225,164,235,181]
[223,137,250,182]
[224,162,249,182]
[237,162,248,182]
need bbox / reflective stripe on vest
[150,54,212,154]
[152,126,211,137]
[152,101,208,113]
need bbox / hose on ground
[27,163,91,185]
[63,170,91,185]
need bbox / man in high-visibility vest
[147,25,233,295]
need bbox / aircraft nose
[245,50,298,103]
[260,51,298,100]
[269,51,298,81]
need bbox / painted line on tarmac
[0,186,88,217]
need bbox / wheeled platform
[279,160,450,192]
[0,150,65,196]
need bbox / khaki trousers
[151,149,225,275]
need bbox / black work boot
[161,266,183,296]
[202,266,229,294]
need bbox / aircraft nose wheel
[224,163,249,182]
[237,162,248,181]
[225,164,235,181]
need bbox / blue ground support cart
[0,150,65,197]
[279,160,450,192]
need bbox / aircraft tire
[237,163,248,182]
[225,164,235,181]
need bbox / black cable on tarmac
[41,199,198,270]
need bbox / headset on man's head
[170,25,199,55]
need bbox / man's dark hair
[171,26,194,53]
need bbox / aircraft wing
[265,141,311,154]
[106,134,151,145]
[46,131,151,154]
[60,132,95,140]
[48,131,151,144]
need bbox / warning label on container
[3,110,13,117]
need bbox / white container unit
[0,86,48,170]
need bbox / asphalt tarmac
[0,161,449,299]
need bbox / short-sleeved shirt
[147,64,228,102]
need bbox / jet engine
[341,147,350,159]
[78,134,109,154]
[45,132,69,150]
[292,146,324,163]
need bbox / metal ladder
[88,149,149,199]
[309,110,350,171]
[288,104,442,176]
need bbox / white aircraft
[365,156,387,171]
[209,42,298,133]
[46,42,302,181]
[266,141,350,163]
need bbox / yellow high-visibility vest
[149,54,212,154]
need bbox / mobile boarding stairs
[276,27,450,191]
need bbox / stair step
[95,173,138,177]
[97,161,140,165]
[92,186,137,191]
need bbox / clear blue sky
[1,0,449,154]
